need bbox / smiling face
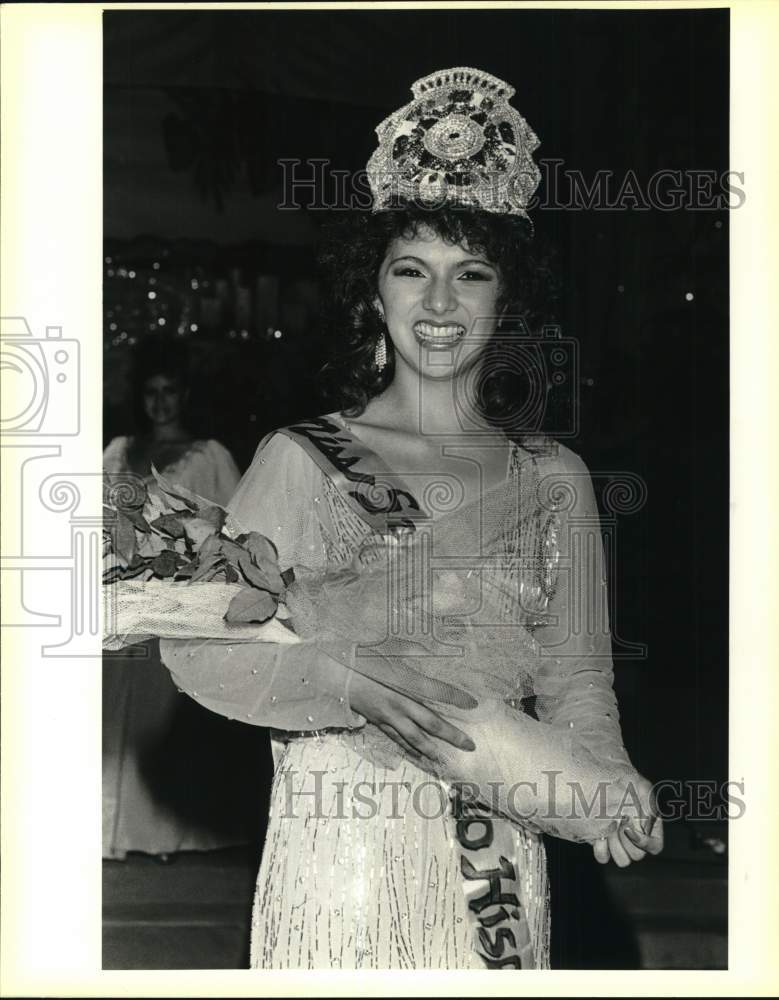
[142,373,185,428]
[375,226,502,381]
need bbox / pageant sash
[273,415,537,969]
[276,415,560,626]
[277,415,429,533]
[450,785,537,969]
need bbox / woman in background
[103,336,243,860]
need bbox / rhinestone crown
[367,67,541,218]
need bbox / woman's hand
[347,671,476,767]
[592,772,664,867]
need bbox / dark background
[104,8,729,969]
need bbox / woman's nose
[423,275,457,314]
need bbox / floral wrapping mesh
[102,579,298,650]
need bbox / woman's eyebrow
[456,258,496,270]
[387,255,427,267]
[387,255,496,269]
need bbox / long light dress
[160,416,636,969]
[102,436,242,859]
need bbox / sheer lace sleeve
[531,445,635,774]
[158,432,367,732]
[410,443,643,842]
[222,432,330,573]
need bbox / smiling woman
[318,203,559,425]
[153,66,662,971]
[377,234,500,373]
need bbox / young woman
[160,67,662,968]
[103,337,242,860]
[103,337,240,506]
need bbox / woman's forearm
[430,696,640,843]
[159,636,366,731]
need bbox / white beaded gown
[160,417,636,969]
[245,435,549,969]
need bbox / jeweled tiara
[366,67,541,218]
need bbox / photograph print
[101,5,730,972]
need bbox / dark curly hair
[317,202,561,435]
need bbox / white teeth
[414,322,465,338]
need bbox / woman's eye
[459,269,493,281]
[393,267,425,278]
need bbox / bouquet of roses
[102,468,297,650]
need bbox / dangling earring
[374,330,387,372]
